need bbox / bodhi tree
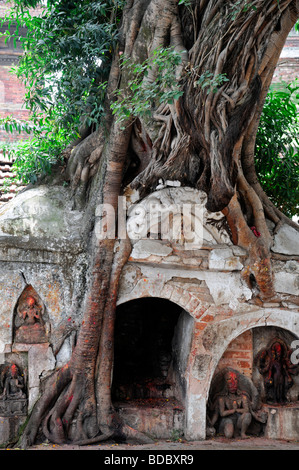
[2,0,299,447]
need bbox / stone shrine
[0,183,297,444]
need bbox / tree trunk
[20,0,299,447]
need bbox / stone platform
[115,400,299,442]
[0,398,27,446]
[0,414,27,447]
[264,403,299,441]
[114,398,185,440]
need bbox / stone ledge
[0,235,84,254]
[0,236,84,265]
[264,403,299,441]
[209,247,245,271]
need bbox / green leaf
[255,79,299,217]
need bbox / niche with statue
[255,337,299,404]
[0,362,27,416]
[13,285,49,344]
[207,367,267,439]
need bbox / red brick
[200,314,214,323]
[216,330,253,378]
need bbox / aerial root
[73,426,154,447]
[121,424,155,444]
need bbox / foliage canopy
[0,0,124,182]
[255,80,299,218]
[0,0,298,219]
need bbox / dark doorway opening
[112,297,182,402]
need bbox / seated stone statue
[208,368,267,439]
[15,295,47,343]
[1,364,26,400]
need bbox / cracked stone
[131,240,173,259]
[272,224,299,256]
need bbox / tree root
[224,193,276,301]
[42,375,83,444]
[72,432,114,446]
[120,424,155,444]
[73,424,154,447]
[64,130,105,207]
[20,359,153,448]
[19,364,73,448]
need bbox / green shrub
[255,79,299,218]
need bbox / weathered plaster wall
[0,185,88,415]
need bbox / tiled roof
[0,150,24,206]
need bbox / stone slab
[264,404,299,441]
[131,240,173,259]
[274,271,299,295]
[272,224,299,256]
[209,248,244,271]
[115,399,185,439]
[0,185,83,243]
[0,415,26,446]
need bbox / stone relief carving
[255,338,299,404]
[0,363,27,416]
[126,187,232,248]
[14,286,48,344]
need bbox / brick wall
[0,0,44,16]
[0,63,27,203]
[272,34,299,84]
[215,329,253,378]
[273,58,299,84]
[0,66,30,142]
[0,1,40,203]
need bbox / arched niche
[206,325,299,440]
[252,326,299,404]
[212,325,299,404]
[13,285,49,344]
[112,297,194,405]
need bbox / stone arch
[117,279,210,321]
[184,308,299,440]
[112,296,194,438]
[203,308,299,399]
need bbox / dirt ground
[11,436,299,451]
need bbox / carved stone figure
[15,294,47,344]
[0,364,27,416]
[208,368,267,439]
[256,338,298,404]
[1,364,26,400]
[126,187,232,248]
